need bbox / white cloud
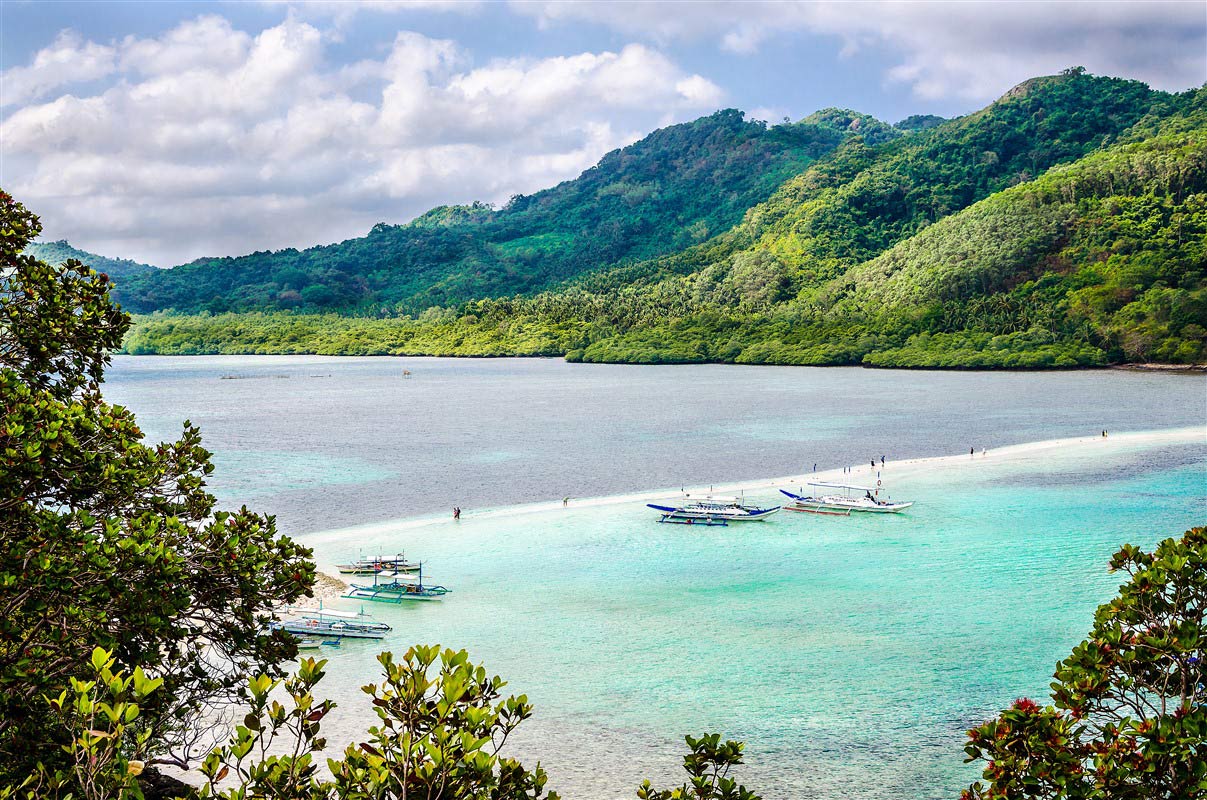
[1,16,722,266]
[258,0,483,34]
[512,0,1207,100]
[120,15,251,76]
[1,31,117,108]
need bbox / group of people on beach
[837,454,886,475]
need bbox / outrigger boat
[295,636,343,650]
[647,495,780,523]
[271,608,392,640]
[335,553,420,575]
[343,564,451,603]
[780,483,914,514]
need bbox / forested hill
[113,109,878,314]
[123,71,1207,367]
[23,240,156,279]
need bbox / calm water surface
[105,356,1205,533]
[103,357,1206,799]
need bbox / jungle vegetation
[24,240,157,280]
[75,72,1207,366]
[113,109,864,314]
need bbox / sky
[1,1,1204,267]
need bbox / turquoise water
[99,358,1206,798]
[300,437,1203,799]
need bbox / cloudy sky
[2,1,1204,266]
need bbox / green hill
[114,109,869,314]
[117,72,1207,366]
[24,240,156,280]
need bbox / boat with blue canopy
[647,495,780,523]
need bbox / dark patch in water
[997,444,1205,489]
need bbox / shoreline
[1111,362,1207,373]
[302,425,1205,548]
[115,350,1207,373]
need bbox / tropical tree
[637,734,761,800]
[963,526,1206,799]
[198,646,558,800]
[0,190,316,782]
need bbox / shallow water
[101,357,1206,798]
[301,437,1203,799]
[105,356,1205,533]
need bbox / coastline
[302,425,1205,549]
[116,348,1206,372]
[1111,362,1207,373]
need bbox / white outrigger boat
[335,553,420,575]
[647,495,780,524]
[271,608,392,640]
[780,483,914,515]
[343,564,451,603]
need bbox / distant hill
[115,109,882,314]
[24,240,157,280]
[121,71,1207,367]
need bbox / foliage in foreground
[13,642,761,800]
[963,527,1207,799]
[0,191,316,780]
[638,734,760,800]
[199,646,557,800]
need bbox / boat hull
[780,488,913,514]
[273,621,387,640]
[343,590,445,603]
[344,582,451,603]
[785,500,913,514]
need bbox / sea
[104,356,1206,799]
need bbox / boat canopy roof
[300,609,362,620]
[808,481,877,492]
[376,571,421,581]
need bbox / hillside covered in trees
[114,109,881,314]
[107,72,1207,366]
[23,240,156,280]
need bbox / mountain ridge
[22,240,157,280]
[32,70,1207,367]
[113,108,887,314]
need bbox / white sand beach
[304,425,1204,551]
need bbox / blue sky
[2,0,1204,265]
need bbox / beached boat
[272,608,392,640]
[780,483,914,514]
[344,565,451,603]
[335,553,420,575]
[647,496,780,523]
